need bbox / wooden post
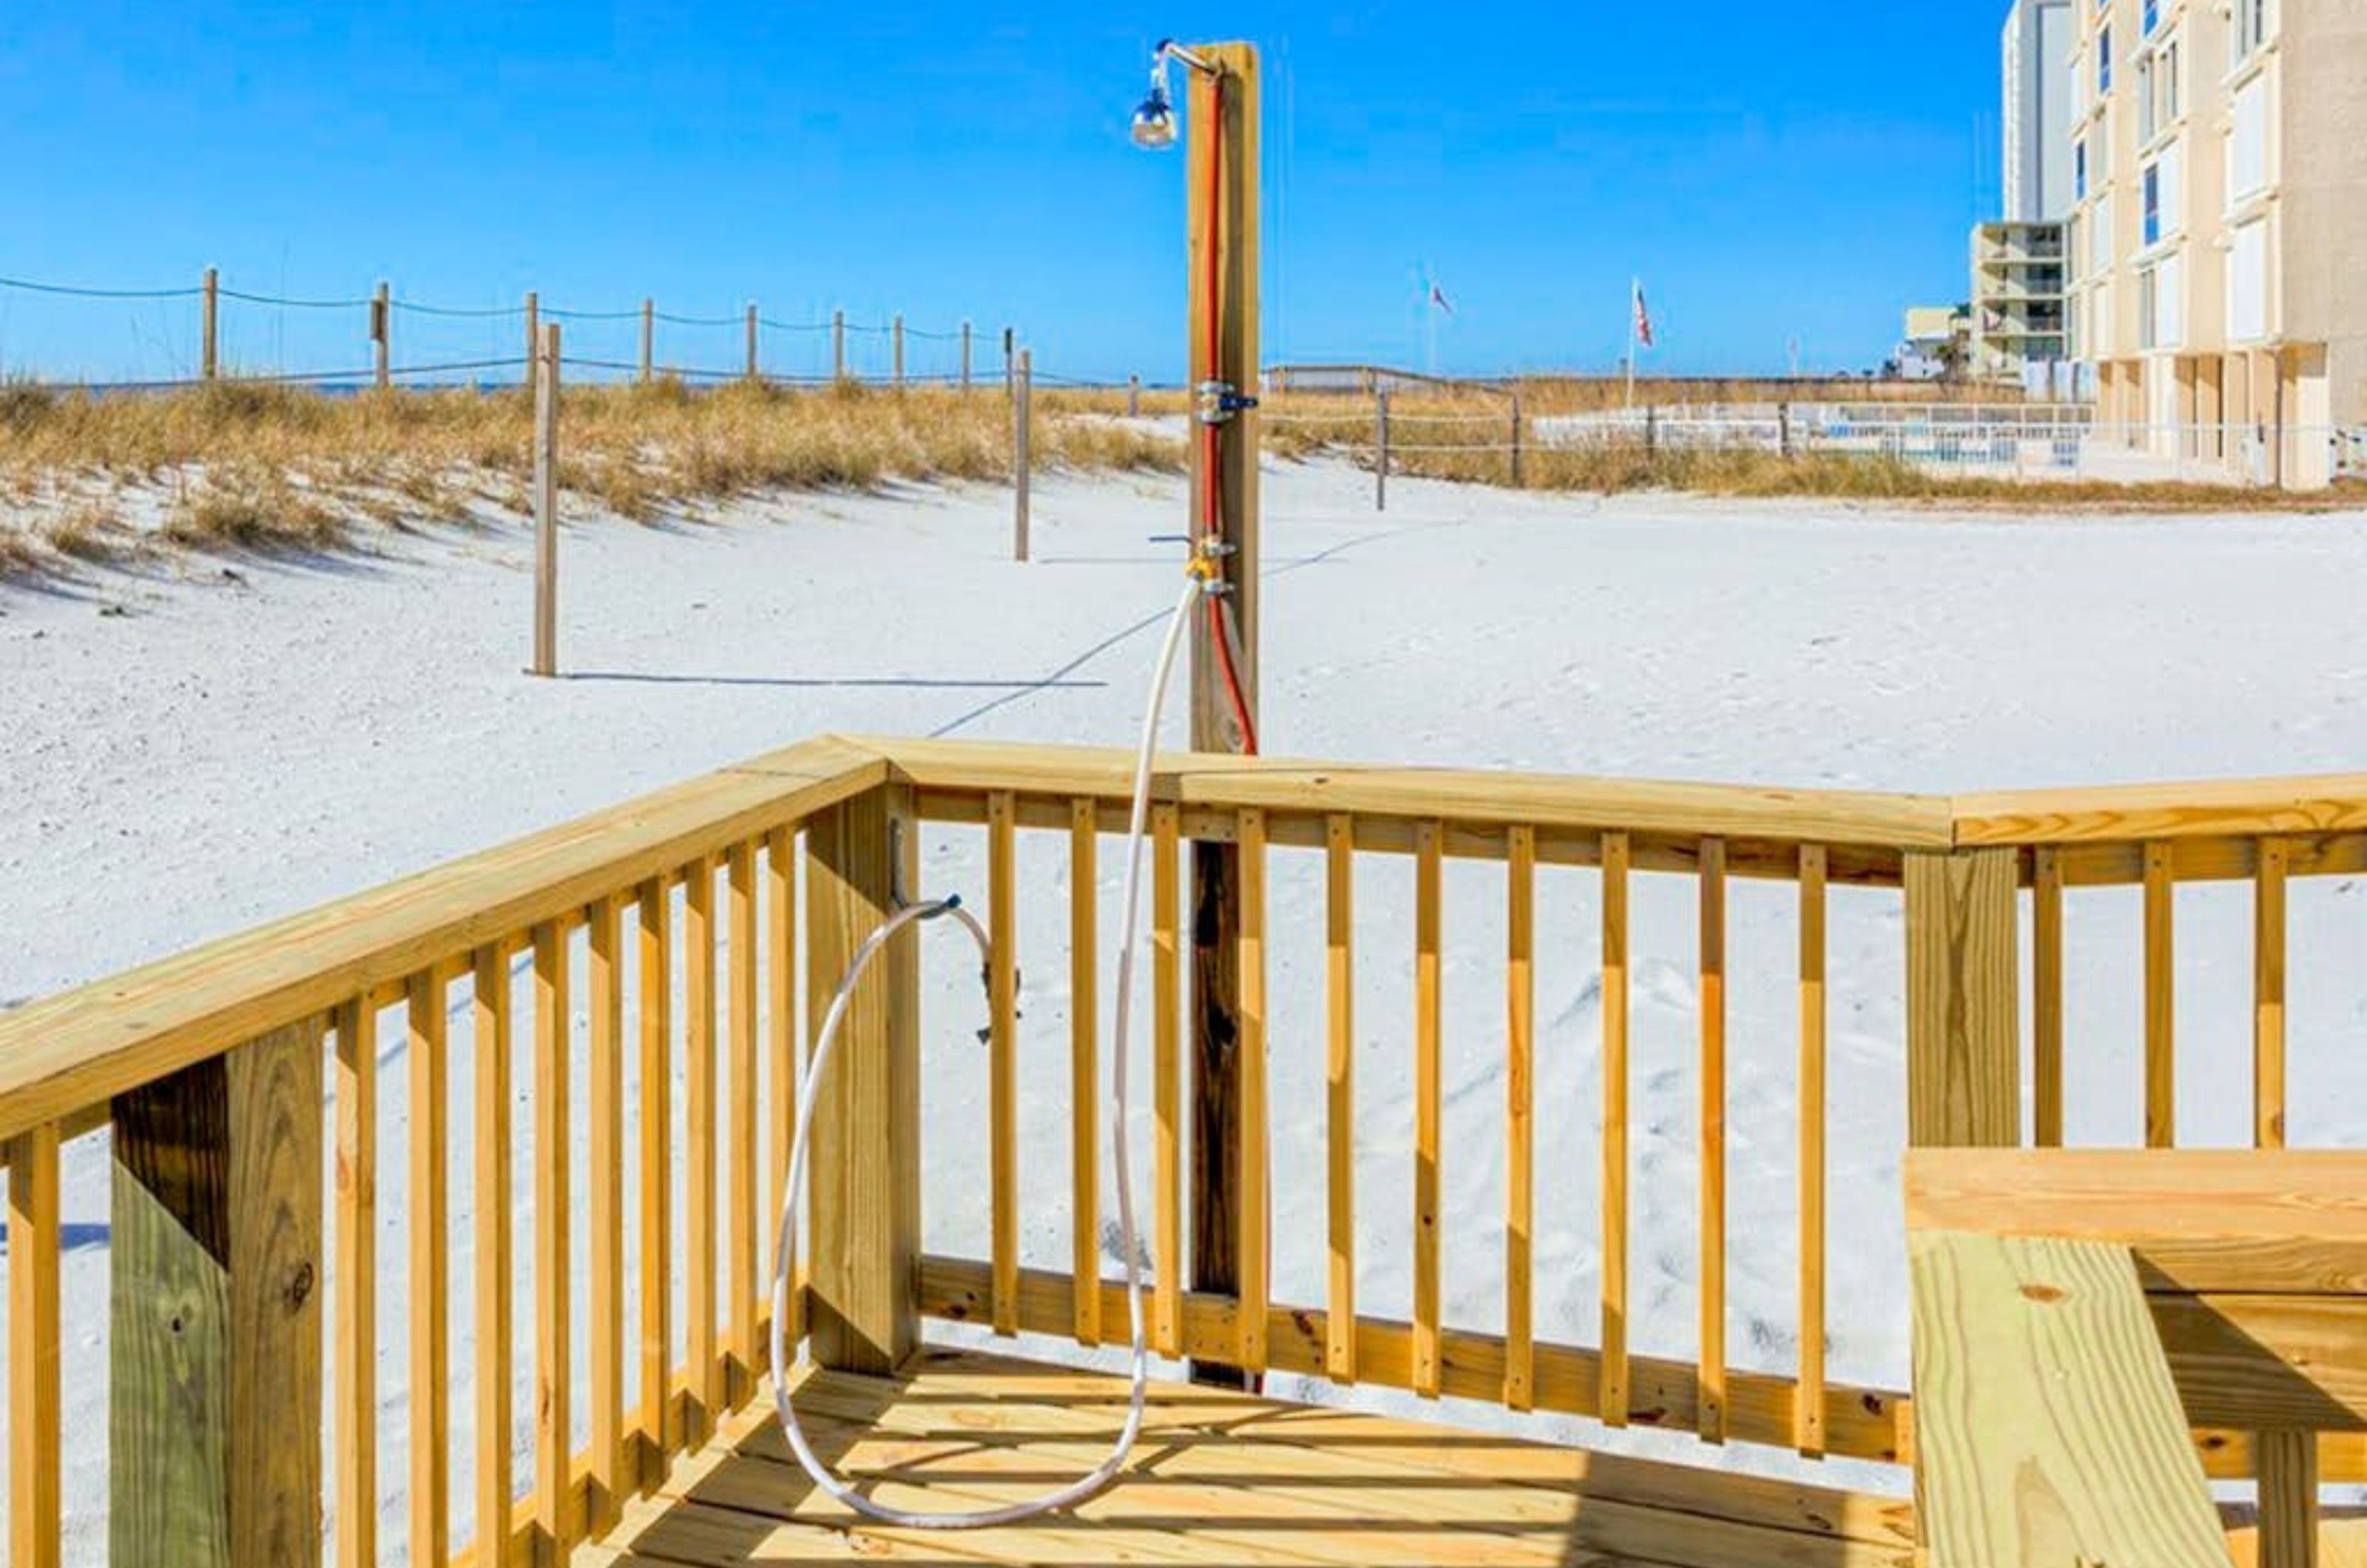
[1013,349,1032,562]
[111,1023,325,1568]
[1646,404,1659,454]
[371,282,391,391]
[531,322,561,678]
[745,303,760,385]
[638,298,654,385]
[1129,374,1142,419]
[1779,401,1794,459]
[803,784,920,1375]
[522,291,539,379]
[201,267,219,381]
[1508,388,1524,487]
[832,310,846,382]
[891,314,905,386]
[1904,848,2021,1149]
[1374,388,1391,512]
[1185,39,1262,1393]
[1002,327,1016,402]
[960,321,973,393]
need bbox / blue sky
[0,3,2009,382]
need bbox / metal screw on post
[1013,349,1033,562]
[530,322,562,678]
[1375,388,1391,513]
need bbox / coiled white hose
[769,574,1206,1528]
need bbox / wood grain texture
[332,1000,377,1568]
[2032,845,2063,1148]
[1069,797,1101,1348]
[727,841,760,1402]
[1413,819,1444,1399]
[473,949,516,1568]
[685,858,719,1439]
[635,879,675,1476]
[588,896,627,1530]
[1909,1230,2231,1568]
[1152,802,1184,1359]
[1505,825,1536,1412]
[986,791,1019,1337]
[1904,848,2020,1149]
[1951,774,2367,847]
[112,1022,324,1568]
[1797,845,1827,1456]
[2148,841,2178,1149]
[408,974,452,1564]
[533,922,574,1561]
[1600,831,1631,1427]
[2257,837,2289,1151]
[2258,1429,2319,1568]
[1697,837,1725,1442]
[1326,812,1357,1384]
[1237,806,1270,1376]
[764,826,799,1359]
[8,1121,59,1568]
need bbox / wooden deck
[587,1348,1919,1568]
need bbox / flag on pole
[1632,281,1655,350]
[1428,280,1455,315]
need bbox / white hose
[769,574,1206,1528]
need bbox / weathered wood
[1904,848,2020,1149]
[1505,824,1536,1412]
[639,297,655,385]
[1152,802,1184,1358]
[986,791,1019,1337]
[1601,830,1631,1426]
[407,973,451,1563]
[531,321,561,677]
[1413,819,1442,1398]
[1797,845,1828,1456]
[1697,837,1725,1442]
[8,1121,59,1568]
[473,948,516,1568]
[891,313,905,385]
[200,267,219,381]
[111,1021,324,1568]
[334,998,377,1568]
[1011,350,1031,562]
[533,922,574,1561]
[803,785,921,1375]
[372,281,391,389]
[744,303,759,384]
[1069,797,1101,1347]
[831,310,846,381]
[1908,1230,2230,1568]
[1374,389,1391,511]
[1237,806,1271,1376]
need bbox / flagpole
[1624,277,1638,413]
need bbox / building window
[2144,0,2159,33]
[2229,75,2269,200]
[2144,163,2162,246]
[2235,0,2271,61]
[2076,141,2089,200]
[2227,217,2269,341]
[2099,27,2113,93]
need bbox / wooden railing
[7,738,2367,1563]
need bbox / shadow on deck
[587,1347,1919,1568]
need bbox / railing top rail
[1951,775,2367,847]
[0,735,885,1146]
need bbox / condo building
[2065,0,2367,487]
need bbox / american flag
[1632,282,1655,350]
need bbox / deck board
[590,1347,1918,1568]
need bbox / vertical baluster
[1237,806,1271,1375]
[7,1120,60,1568]
[1152,802,1184,1358]
[1413,819,1443,1399]
[1326,813,1357,1383]
[685,857,719,1439]
[2033,846,2064,1148]
[1797,845,1829,1456]
[533,922,573,1558]
[765,826,799,1350]
[987,791,1020,1336]
[1599,831,1631,1426]
[589,896,626,1531]
[2144,841,2176,1148]
[2255,836,2289,1149]
[1697,837,1727,1443]
[635,879,675,1478]
[408,971,450,1564]
[1505,825,1536,1411]
[1070,798,1101,1347]
[728,842,760,1398]
[334,998,377,1568]
[473,942,515,1568]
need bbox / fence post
[745,303,760,385]
[891,314,905,386]
[638,298,654,385]
[1128,374,1142,419]
[201,267,219,381]
[960,321,973,393]
[371,282,391,391]
[531,322,561,679]
[1508,388,1524,487]
[1002,327,1015,403]
[110,1021,325,1568]
[831,310,847,382]
[1646,404,1658,455]
[1903,847,2021,1149]
[1013,348,1032,562]
[1375,388,1391,512]
[1779,402,1793,459]
[802,782,921,1375]
[523,291,539,380]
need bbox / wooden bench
[1907,1149,2367,1568]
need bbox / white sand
[9,459,2367,1557]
